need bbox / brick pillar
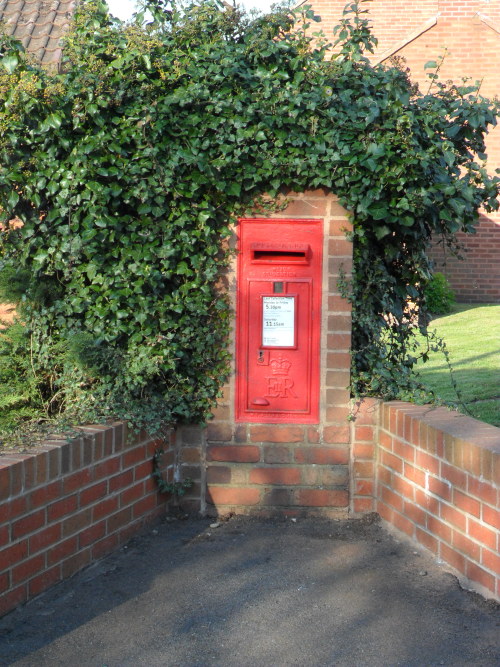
[192,190,355,518]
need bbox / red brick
[296,489,348,507]
[11,554,45,585]
[107,507,133,534]
[0,496,27,522]
[426,515,452,544]
[453,489,480,518]
[207,445,260,463]
[29,524,60,554]
[79,481,108,508]
[294,447,348,465]
[440,542,466,575]
[391,475,415,501]
[109,470,134,492]
[415,528,438,554]
[207,487,261,506]
[0,539,28,570]
[355,479,373,496]
[93,457,121,481]
[441,462,467,490]
[380,450,403,474]
[133,460,154,482]
[353,461,373,478]
[378,430,392,451]
[353,497,374,513]
[415,450,439,475]
[353,426,374,443]
[352,442,374,459]
[0,464,10,501]
[206,422,233,441]
[48,536,78,565]
[393,510,414,538]
[381,486,403,513]
[440,503,466,532]
[79,521,107,548]
[377,499,393,523]
[249,467,301,485]
[427,476,452,502]
[403,501,426,526]
[62,468,92,495]
[62,508,92,538]
[467,478,497,506]
[404,463,426,488]
[468,519,497,551]
[0,585,28,618]
[392,438,415,462]
[30,480,62,508]
[452,530,481,561]
[327,333,351,349]
[121,482,145,507]
[0,571,9,594]
[263,446,292,464]
[28,564,61,598]
[12,509,46,540]
[92,496,119,521]
[326,405,351,422]
[307,428,320,444]
[323,425,350,444]
[121,445,147,470]
[48,494,78,522]
[483,504,500,530]
[92,534,120,560]
[62,549,91,579]
[133,494,158,518]
[206,466,231,484]
[263,488,293,506]
[482,547,500,574]
[466,562,495,594]
[250,426,304,443]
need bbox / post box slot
[250,244,310,264]
[252,250,307,263]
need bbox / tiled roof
[0,0,77,67]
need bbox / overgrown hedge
[0,0,498,439]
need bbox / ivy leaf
[2,55,18,73]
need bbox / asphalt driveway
[0,515,499,666]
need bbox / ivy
[0,0,498,439]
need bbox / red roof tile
[0,0,78,66]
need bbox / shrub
[424,273,456,315]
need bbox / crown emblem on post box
[270,357,292,376]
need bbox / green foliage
[423,272,456,315]
[152,448,193,497]
[0,0,498,440]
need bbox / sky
[106,0,275,20]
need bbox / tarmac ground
[0,514,499,666]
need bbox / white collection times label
[262,296,295,347]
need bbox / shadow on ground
[0,515,499,666]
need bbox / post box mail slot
[251,243,310,264]
[236,219,323,423]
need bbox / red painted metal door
[236,219,323,423]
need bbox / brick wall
[0,423,174,618]
[304,0,500,302]
[428,214,500,302]
[176,191,355,518]
[375,401,500,601]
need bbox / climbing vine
[0,0,498,440]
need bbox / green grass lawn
[415,304,500,427]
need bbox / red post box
[236,218,323,423]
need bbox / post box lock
[236,219,323,424]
